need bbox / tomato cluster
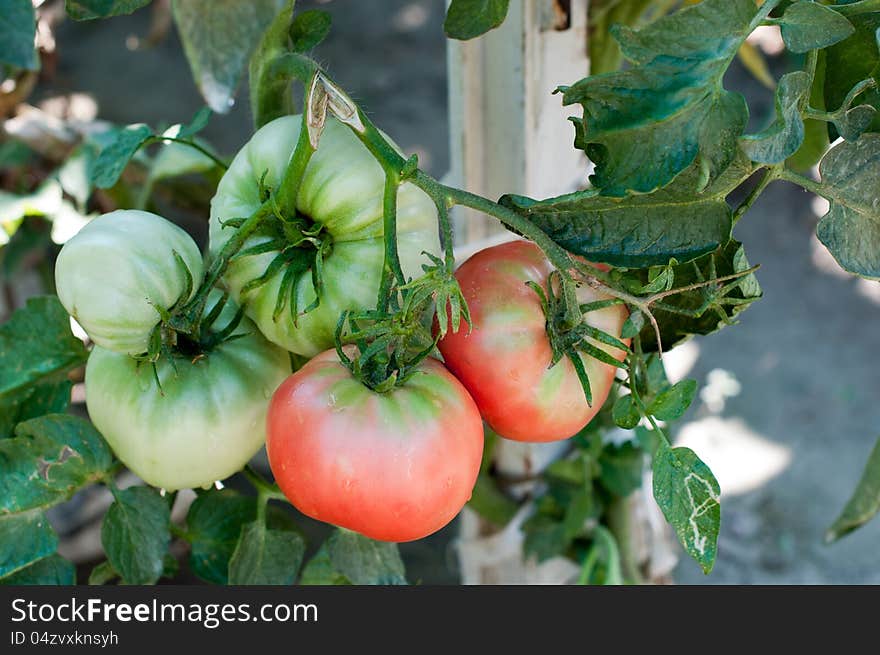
[56,115,628,542]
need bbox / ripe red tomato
[266,349,484,542]
[437,240,629,442]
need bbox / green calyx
[527,272,630,406]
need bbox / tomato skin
[209,115,441,357]
[55,210,204,356]
[266,349,484,542]
[437,240,629,443]
[85,306,290,491]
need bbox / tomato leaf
[300,529,406,585]
[228,520,305,585]
[289,9,331,52]
[0,510,57,580]
[740,71,810,164]
[65,0,151,21]
[467,473,518,527]
[788,52,830,172]
[101,486,171,585]
[638,239,762,352]
[0,415,113,514]
[815,135,880,279]
[562,0,770,196]
[172,0,285,113]
[826,436,880,543]
[652,441,721,574]
[778,1,854,54]
[90,124,152,189]
[444,0,510,40]
[0,380,72,440]
[588,0,655,76]
[612,394,641,430]
[88,560,118,585]
[0,0,38,70]
[599,442,643,497]
[0,554,75,585]
[824,14,880,138]
[648,379,697,421]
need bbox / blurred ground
[30,0,880,584]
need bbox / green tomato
[55,210,204,356]
[85,298,290,491]
[209,115,441,356]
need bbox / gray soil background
[37,0,880,584]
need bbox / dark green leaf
[620,311,644,339]
[824,14,880,137]
[612,394,641,430]
[826,436,880,543]
[562,490,594,541]
[173,0,285,113]
[563,0,767,196]
[300,529,406,585]
[788,52,830,171]
[444,0,510,40]
[467,473,518,527]
[638,239,762,352]
[290,9,331,52]
[653,441,720,574]
[600,442,643,497]
[522,514,569,563]
[778,1,854,54]
[101,486,171,585]
[0,380,72,440]
[816,135,880,279]
[0,510,57,579]
[186,489,259,585]
[0,415,113,514]
[66,0,151,20]
[0,0,38,70]
[88,561,118,585]
[740,71,810,164]
[177,106,212,139]
[648,379,698,421]
[500,184,732,268]
[91,124,151,189]
[228,520,305,585]
[836,104,877,141]
[1,554,75,585]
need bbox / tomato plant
[2,0,880,588]
[438,240,629,442]
[266,348,484,542]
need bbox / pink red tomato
[266,349,484,542]
[437,240,629,442]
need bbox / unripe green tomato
[85,298,291,491]
[209,115,441,357]
[55,210,204,356]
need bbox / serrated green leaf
[466,473,518,527]
[290,9,331,52]
[0,0,38,70]
[638,239,762,352]
[66,0,151,20]
[444,0,510,40]
[740,71,810,164]
[816,135,880,279]
[91,124,151,189]
[824,14,880,138]
[612,394,641,430]
[649,379,697,421]
[88,560,118,585]
[0,510,57,579]
[778,1,854,54]
[300,529,406,585]
[600,442,643,497]
[653,442,720,574]
[228,520,305,585]
[173,0,285,113]
[0,379,72,440]
[0,415,113,514]
[101,486,171,585]
[563,0,768,196]
[1,554,75,585]
[826,436,880,543]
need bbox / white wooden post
[446,0,678,584]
